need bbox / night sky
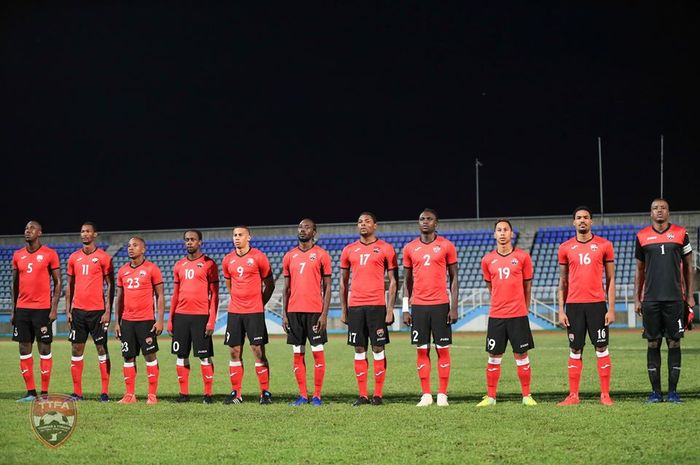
[1,2,698,236]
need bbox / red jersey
[558,235,614,303]
[283,244,332,313]
[172,255,219,320]
[67,248,113,311]
[12,245,60,309]
[402,236,457,305]
[481,248,533,318]
[222,248,271,314]
[117,260,163,321]
[340,239,397,307]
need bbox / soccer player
[11,221,62,402]
[340,212,398,406]
[635,198,695,403]
[402,208,458,407]
[283,218,332,407]
[65,221,115,402]
[114,237,165,404]
[477,218,537,407]
[221,226,275,405]
[557,207,616,406]
[168,230,219,404]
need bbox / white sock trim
[354,352,367,360]
[20,353,33,360]
[124,362,135,368]
[435,344,450,349]
[569,351,582,360]
[39,353,52,360]
[255,362,266,367]
[176,358,187,366]
[416,344,429,350]
[515,357,530,366]
[311,344,324,352]
[596,349,609,358]
[373,351,385,361]
[229,360,242,367]
[488,357,502,365]
[145,360,158,367]
[200,359,211,366]
[292,345,305,354]
[98,354,109,362]
[71,356,84,362]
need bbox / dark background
[1,2,698,236]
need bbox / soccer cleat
[175,394,190,403]
[117,393,137,404]
[476,395,496,407]
[202,395,213,404]
[99,393,110,403]
[416,393,433,407]
[666,391,683,404]
[352,396,371,407]
[146,394,158,405]
[557,394,580,406]
[600,393,614,406]
[260,390,272,405]
[370,396,383,406]
[522,395,537,406]
[223,390,243,405]
[645,391,663,403]
[68,393,84,401]
[16,393,37,403]
[289,396,309,406]
[310,396,322,407]
[437,393,449,407]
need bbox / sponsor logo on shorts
[439,338,449,342]
[31,394,77,448]
[519,343,529,348]
[253,337,262,341]
[145,346,156,351]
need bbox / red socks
[515,354,531,397]
[486,357,501,398]
[293,352,308,397]
[312,349,325,398]
[71,356,84,396]
[229,361,243,394]
[416,347,431,394]
[436,347,451,395]
[19,354,36,392]
[567,354,583,396]
[354,354,369,398]
[596,350,612,395]
[176,359,190,395]
[200,361,214,396]
[123,362,136,395]
[373,351,386,398]
[98,354,110,395]
[145,360,159,397]
[255,362,270,393]
[39,353,52,393]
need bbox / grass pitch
[1,329,699,465]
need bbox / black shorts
[410,304,452,346]
[642,301,685,340]
[347,306,390,347]
[564,302,609,350]
[12,308,52,344]
[225,312,268,347]
[286,312,328,346]
[486,316,535,354]
[120,320,159,359]
[69,309,108,345]
[172,314,213,358]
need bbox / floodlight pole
[660,134,664,198]
[598,137,604,225]
[475,158,483,220]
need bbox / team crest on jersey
[511,258,519,266]
[31,394,77,448]
[310,253,317,261]
[433,246,441,253]
[590,244,599,252]
[92,258,99,263]
[376,328,385,338]
[139,271,147,277]
[667,233,675,240]
[373,247,381,254]
[246,258,254,266]
[37,255,44,262]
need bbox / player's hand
[66,311,73,325]
[604,310,615,325]
[340,311,348,325]
[314,315,328,333]
[204,328,214,338]
[152,321,163,336]
[634,300,642,316]
[48,308,57,323]
[448,308,458,325]
[688,295,696,310]
[167,320,173,334]
[558,311,569,328]
[403,312,412,327]
[99,312,111,327]
[282,315,289,333]
[114,323,122,338]
[385,311,394,326]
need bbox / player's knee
[647,339,661,349]
[667,339,681,349]
[144,353,157,363]
[371,345,384,353]
[355,346,368,354]
[95,344,108,356]
[38,343,51,356]
[595,346,607,353]
[570,348,583,355]
[71,344,85,357]
[18,342,32,355]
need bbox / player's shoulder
[437,235,455,246]
[669,223,687,235]
[341,239,360,251]
[202,254,217,264]
[145,260,162,272]
[592,234,613,247]
[514,247,531,260]
[403,237,421,249]
[376,239,396,251]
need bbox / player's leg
[308,313,328,406]
[367,305,390,405]
[348,307,370,405]
[171,314,192,402]
[559,303,585,405]
[199,356,215,404]
[663,300,686,403]
[33,309,53,396]
[224,313,245,404]
[118,320,139,403]
[586,302,612,405]
[287,313,309,405]
[68,309,87,400]
[138,321,160,404]
[431,304,452,406]
[14,309,38,401]
[247,313,271,404]
[642,301,663,402]
[190,315,214,403]
[478,317,507,407]
[88,309,111,401]
[411,306,433,406]
[509,316,536,405]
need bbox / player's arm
[402,267,413,326]
[557,264,569,327]
[447,262,459,324]
[168,280,180,334]
[634,259,645,315]
[386,267,398,325]
[10,269,19,325]
[152,283,165,335]
[65,273,75,324]
[339,268,350,325]
[683,252,695,309]
[282,276,291,332]
[317,275,331,332]
[114,286,124,338]
[604,261,616,325]
[523,279,532,312]
[102,269,115,326]
[49,267,62,323]
[261,274,275,306]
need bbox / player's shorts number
[13,327,18,337]
[349,332,357,343]
[597,328,606,339]
[487,338,496,351]
[412,330,419,342]
[69,329,76,341]
[121,341,129,353]
[172,341,180,352]
[225,332,230,343]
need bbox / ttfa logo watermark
[30,394,78,448]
